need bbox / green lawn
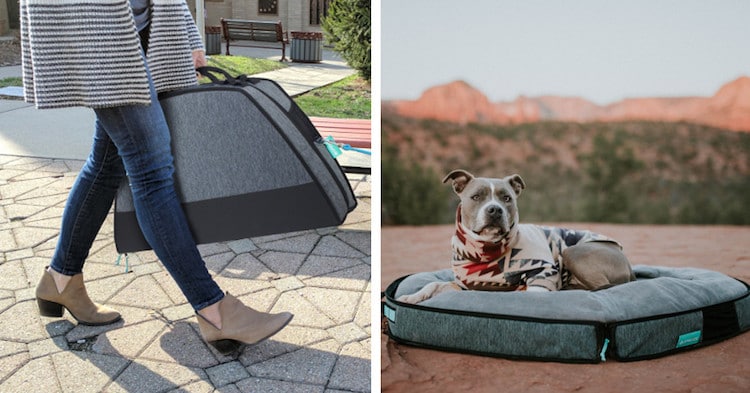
[0,77,23,100]
[201,55,371,119]
[293,75,371,119]
[199,55,287,83]
[0,77,22,88]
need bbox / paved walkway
[0,46,372,392]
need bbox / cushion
[383,265,750,362]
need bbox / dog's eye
[471,195,481,201]
[502,195,512,203]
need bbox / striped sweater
[20,0,203,109]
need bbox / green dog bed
[383,265,750,363]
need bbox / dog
[397,169,635,304]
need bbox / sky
[381,0,750,105]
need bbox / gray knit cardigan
[20,0,204,109]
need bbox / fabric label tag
[383,304,396,323]
[322,136,343,158]
[676,330,702,348]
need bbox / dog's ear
[443,169,474,194]
[506,174,526,196]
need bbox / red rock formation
[388,76,750,131]
[703,76,750,131]
[392,81,509,125]
[534,96,602,121]
[601,97,707,123]
[494,95,540,123]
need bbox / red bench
[310,117,371,149]
[310,117,371,174]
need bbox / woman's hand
[193,49,207,77]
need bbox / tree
[581,130,644,222]
[381,144,453,225]
[322,0,371,80]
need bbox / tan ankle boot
[36,267,121,326]
[197,293,293,354]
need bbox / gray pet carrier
[114,67,357,253]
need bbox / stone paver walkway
[0,154,371,392]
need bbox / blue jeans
[49,64,224,311]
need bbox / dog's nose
[487,205,503,218]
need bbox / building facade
[0,0,330,36]
[196,0,330,33]
[1,0,15,35]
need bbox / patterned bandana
[451,205,529,291]
[452,205,516,263]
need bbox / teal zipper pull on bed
[600,338,610,362]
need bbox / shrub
[322,0,371,80]
[580,131,643,222]
[382,144,453,225]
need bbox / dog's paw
[397,294,424,304]
[526,286,551,293]
[397,282,461,304]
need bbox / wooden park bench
[310,117,371,174]
[310,117,371,149]
[220,18,289,61]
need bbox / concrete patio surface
[0,43,372,392]
[0,154,372,392]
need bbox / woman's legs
[40,121,126,325]
[49,122,126,277]
[92,68,292,348]
[48,56,222,311]
[44,56,291,347]
[92,75,224,312]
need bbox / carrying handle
[196,66,232,83]
[196,66,259,86]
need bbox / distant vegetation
[382,115,750,225]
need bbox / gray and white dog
[398,169,635,304]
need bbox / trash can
[205,26,222,55]
[290,31,323,63]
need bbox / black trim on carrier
[115,183,339,253]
